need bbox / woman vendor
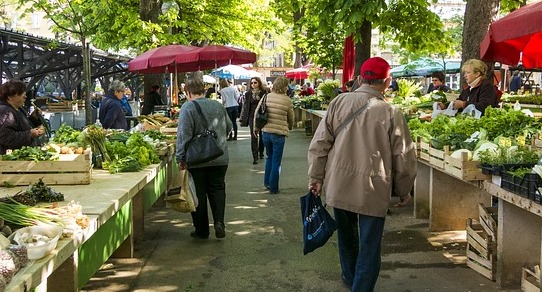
[0,79,44,154]
[451,59,498,114]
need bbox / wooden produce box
[444,150,491,181]
[418,140,446,169]
[0,152,92,186]
[522,267,541,292]
[159,126,178,135]
[47,101,73,112]
[478,203,497,241]
[466,218,496,281]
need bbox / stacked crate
[466,204,498,281]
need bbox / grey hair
[360,78,386,85]
[110,80,125,93]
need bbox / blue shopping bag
[300,192,337,255]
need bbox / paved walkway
[82,127,519,292]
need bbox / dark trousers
[188,165,228,237]
[226,106,238,139]
[334,208,385,292]
[249,122,264,160]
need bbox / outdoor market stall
[1,151,174,291]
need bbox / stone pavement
[81,127,520,292]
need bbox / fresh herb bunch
[0,178,64,206]
[144,129,167,141]
[52,124,83,145]
[107,156,142,173]
[2,146,57,161]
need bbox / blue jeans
[262,132,285,193]
[333,208,385,292]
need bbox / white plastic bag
[461,104,482,119]
[168,169,198,213]
[431,101,458,119]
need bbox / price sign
[498,137,512,147]
[517,135,526,146]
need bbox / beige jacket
[307,85,417,218]
[254,92,294,136]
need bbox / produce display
[1,146,56,162]
[0,179,64,206]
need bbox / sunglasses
[250,81,258,84]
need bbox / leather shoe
[190,231,209,239]
[252,159,258,165]
[259,154,264,159]
[215,222,226,238]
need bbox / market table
[484,181,542,287]
[415,160,492,231]
[2,157,172,291]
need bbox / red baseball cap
[360,57,390,80]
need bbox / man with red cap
[307,57,417,291]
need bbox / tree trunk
[140,0,162,97]
[82,40,93,125]
[293,7,304,68]
[354,20,372,76]
[461,0,499,86]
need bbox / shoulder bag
[255,93,268,129]
[184,100,224,166]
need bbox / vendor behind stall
[452,59,498,114]
[99,80,128,130]
[0,79,45,154]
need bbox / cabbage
[473,142,498,161]
[451,149,472,160]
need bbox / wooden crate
[466,218,496,281]
[444,150,491,181]
[522,267,541,292]
[419,140,430,162]
[0,152,92,186]
[47,101,73,112]
[478,203,498,241]
[418,140,446,169]
[159,126,178,135]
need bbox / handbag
[300,192,338,255]
[255,94,268,129]
[184,100,224,166]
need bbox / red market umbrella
[188,45,257,70]
[341,35,355,90]
[480,1,542,68]
[128,44,201,74]
[285,66,310,80]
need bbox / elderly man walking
[307,57,417,292]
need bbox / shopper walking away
[218,79,239,140]
[240,77,268,164]
[307,57,417,292]
[176,78,232,239]
[253,77,294,194]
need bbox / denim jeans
[226,106,238,138]
[188,165,228,237]
[262,132,285,193]
[333,208,385,292]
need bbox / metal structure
[0,28,133,99]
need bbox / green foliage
[396,79,423,99]
[316,79,340,101]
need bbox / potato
[75,147,84,154]
[61,146,70,154]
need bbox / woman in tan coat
[253,77,294,194]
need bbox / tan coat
[254,92,294,136]
[307,85,417,218]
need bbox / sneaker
[215,222,226,238]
